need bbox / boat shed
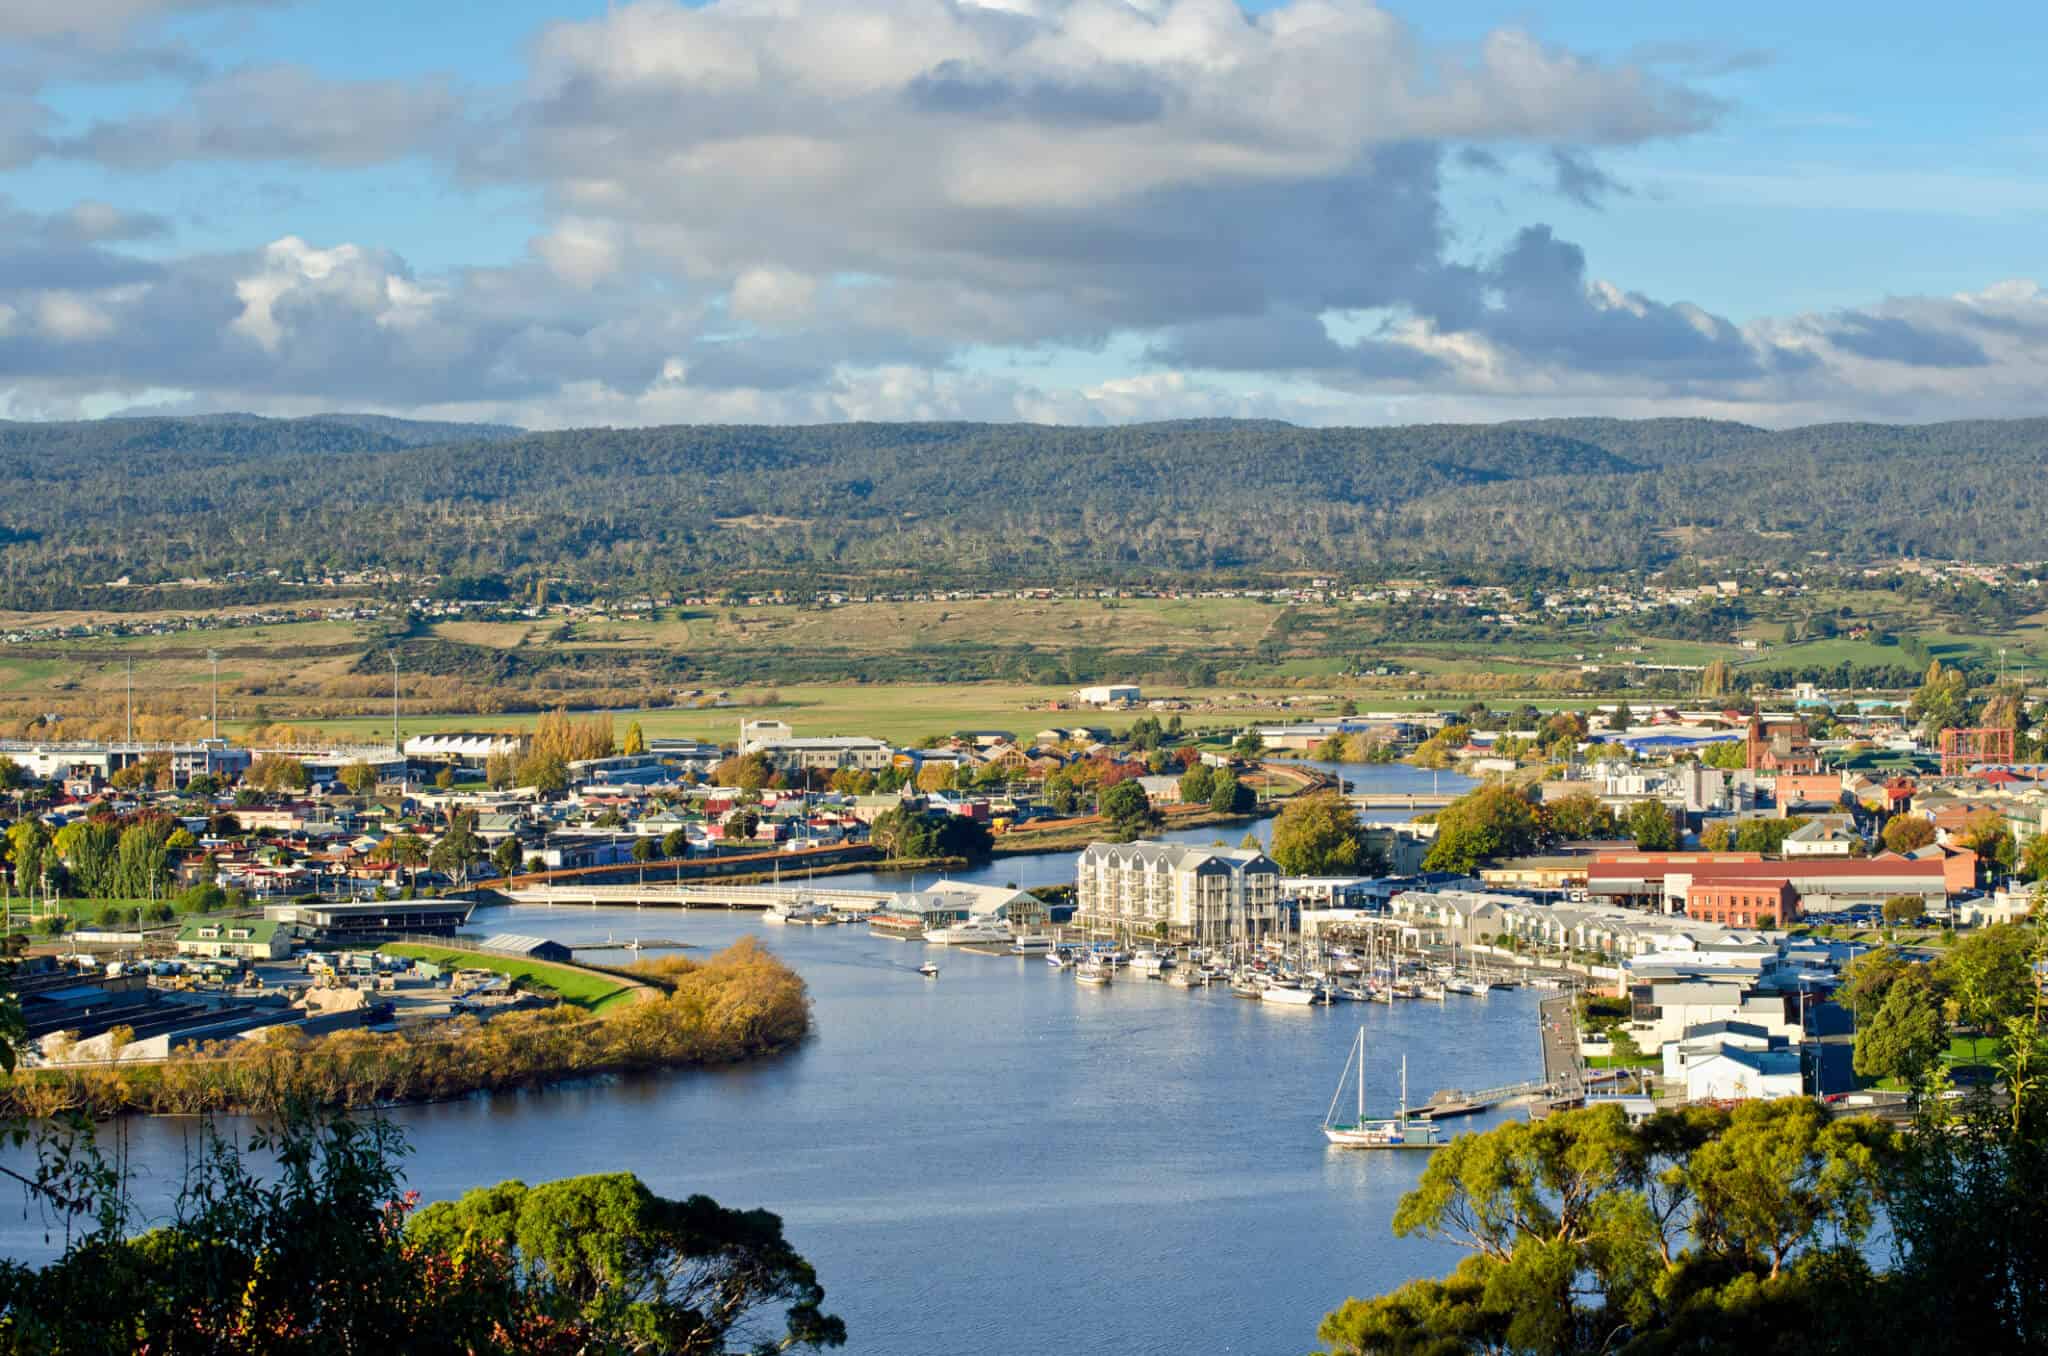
[479,933,573,963]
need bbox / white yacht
[1261,980,1319,1006]
[1322,1029,1441,1151]
[922,918,1014,945]
[1129,949,1171,978]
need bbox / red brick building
[1746,717,1820,775]
[1686,878,1798,927]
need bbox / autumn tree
[1270,791,1368,875]
[1422,783,1540,874]
[1881,815,1935,854]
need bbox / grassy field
[380,942,637,1013]
[232,682,1357,747]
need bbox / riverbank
[0,938,809,1119]
[992,806,1268,857]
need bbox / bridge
[1414,1078,1554,1120]
[501,881,901,912]
[1346,792,1460,810]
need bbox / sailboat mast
[1357,1027,1365,1123]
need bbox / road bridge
[501,881,900,912]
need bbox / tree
[1733,814,1809,854]
[621,720,647,756]
[183,772,220,799]
[1422,784,1540,874]
[1624,800,1679,851]
[1938,923,2037,1040]
[661,827,691,859]
[724,808,761,841]
[1835,949,1911,1023]
[1270,791,1367,875]
[1209,769,1252,815]
[114,820,174,898]
[407,1172,846,1354]
[433,765,456,790]
[712,752,774,792]
[490,836,524,878]
[1321,1103,1896,1356]
[338,761,380,797]
[0,1108,846,1355]
[1042,771,1080,816]
[484,750,517,790]
[1854,966,1946,1087]
[1700,739,1747,770]
[1544,790,1616,842]
[517,753,569,796]
[1230,728,1264,759]
[370,832,429,888]
[1178,763,1217,805]
[1099,780,1156,842]
[1882,815,1935,854]
[1956,810,2016,875]
[1882,893,1924,927]
[428,812,483,885]
[1912,658,1969,740]
[247,754,311,795]
[7,818,49,897]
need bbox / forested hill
[0,413,2043,605]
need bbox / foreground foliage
[0,939,809,1118]
[0,1111,845,1354]
[1317,949,2048,1355]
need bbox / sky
[1,0,2046,430]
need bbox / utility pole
[390,650,401,754]
[207,649,220,742]
[125,659,134,744]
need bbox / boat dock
[502,882,899,912]
[1413,1078,1553,1119]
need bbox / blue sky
[2,0,2045,427]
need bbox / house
[176,919,292,961]
[1682,1042,1804,1101]
[1074,685,1141,706]
[1780,819,1861,858]
[1387,889,1518,942]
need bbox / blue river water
[3,760,1528,1356]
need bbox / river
[3,760,1524,1356]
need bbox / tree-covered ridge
[2,412,2048,604]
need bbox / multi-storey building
[1075,841,1281,940]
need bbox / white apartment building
[1075,841,1281,939]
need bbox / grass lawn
[380,942,636,1013]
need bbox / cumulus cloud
[60,64,464,168]
[4,0,2048,429]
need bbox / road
[1538,993,1584,1101]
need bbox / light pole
[390,650,401,754]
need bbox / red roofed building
[1591,851,1959,916]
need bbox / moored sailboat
[1321,1026,1441,1151]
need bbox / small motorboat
[918,962,940,978]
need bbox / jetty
[1413,1078,1553,1119]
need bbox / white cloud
[35,291,113,340]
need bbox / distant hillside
[0,413,2041,606]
